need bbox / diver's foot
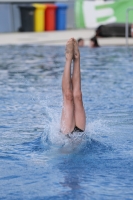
[65,38,74,61]
[73,39,80,60]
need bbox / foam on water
[39,100,112,157]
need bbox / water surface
[0,45,133,200]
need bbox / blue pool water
[0,45,133,200]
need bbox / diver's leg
[72,39,86,131]
[61,38,75,134]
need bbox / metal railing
[125,7,133,46]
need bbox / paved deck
[0,29,133,46]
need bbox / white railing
[125,7,133,46]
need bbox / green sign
[75,0,133,28]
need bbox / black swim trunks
[72,126,84,133]
[66,126,84,138]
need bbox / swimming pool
[0,45,133,200]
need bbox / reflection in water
[62,176,80,190]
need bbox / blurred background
[0,0,133,33]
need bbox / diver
[77,38,84,47]
[60,38,86,136]
[89,36,99,48]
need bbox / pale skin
[60,38,86,134]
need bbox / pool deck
[0,29,133,46]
